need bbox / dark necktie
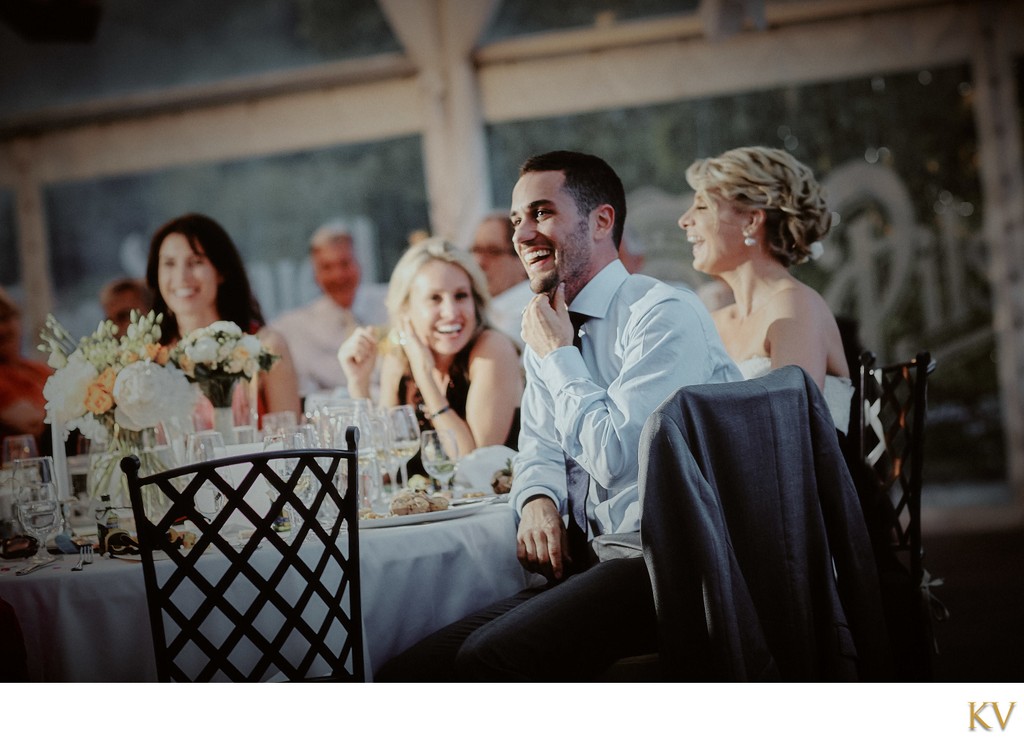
[564,312,591,571]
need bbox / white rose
[42,351,97,426]
[113,361,197,431]
[217,340,235,363]
[239,334,262,358]
[186,337,220,365]
[209,321,242,336]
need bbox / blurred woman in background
[146,213,301,426]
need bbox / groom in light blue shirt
[512,153,740,583]
[376,150,740,682]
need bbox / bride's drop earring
[743,232,756,247]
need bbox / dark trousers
[375,556,657,682]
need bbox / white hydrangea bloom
[112,361,196,431]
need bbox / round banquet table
[0,503,532,681]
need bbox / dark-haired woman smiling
[147,213,301,426]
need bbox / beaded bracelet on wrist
[428,404,452,420]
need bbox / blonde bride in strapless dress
[678,146,852,433]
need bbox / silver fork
[71,544,93,571]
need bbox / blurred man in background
[271,219,386,398]
[100,277,153,336]
[470,211,532,350]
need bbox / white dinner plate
[359,500,494,529]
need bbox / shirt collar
[568,259,628,321]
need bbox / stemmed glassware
[185,430,226,464]
[262,429,311,534]
[420,429,459,496]
[386,405,421,491]
[186,431,226,517]
[11,457,61,564]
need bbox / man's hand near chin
[516,495,572,580]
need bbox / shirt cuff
[537,346,589,394]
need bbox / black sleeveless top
[397,330,520,475]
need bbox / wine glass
[386,405,421,491]
[262,429,310,534]
[186,431,227,518]
[12,457,61,563]
[185,430,226,464]
[2,434,38,468]
[262,410,298,438]
[420,429,459,495]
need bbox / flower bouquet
[40,310,196,511]
[170,321,278,440]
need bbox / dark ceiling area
[0,0,101,42]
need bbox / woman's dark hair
[146,213,264,344]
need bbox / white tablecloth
[0,504,530,681]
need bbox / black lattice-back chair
[121,427,363,682]
[858,350,940,679]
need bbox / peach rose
[84,382,114,414]
[95,367,117,393]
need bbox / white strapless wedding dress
[736,356,854,435]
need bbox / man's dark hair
[519,151,627,248]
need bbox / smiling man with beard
[376,151,740,682]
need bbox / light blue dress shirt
[512,260,742,536]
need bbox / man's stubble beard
[528,218,591,300]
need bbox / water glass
[12,457,60,562]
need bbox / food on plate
[426,493,450,512]
[491,458,513,495]
[389,488,450,516]
[389,490,431,516]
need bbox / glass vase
[88,425,172,522]
[197,377,241,445]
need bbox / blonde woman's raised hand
[398,316,436,382]
[337,326,378,397]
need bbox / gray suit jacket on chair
[639,366,891,681]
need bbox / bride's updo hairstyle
[685,146,831,267]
